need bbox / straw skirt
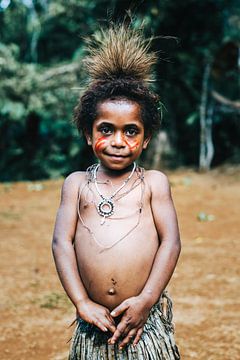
[69,292,180,360]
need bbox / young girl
[52,23,181,359]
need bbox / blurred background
[1,0,240,181]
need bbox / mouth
[105,153,128,158]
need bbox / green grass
[40,292,72,309]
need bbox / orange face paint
[124,139,140,152]
[95,136,108,152]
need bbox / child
[52,24,181,360]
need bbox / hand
[76,298,116,333]
[108,294,152,348]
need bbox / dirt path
[0,168,239,359]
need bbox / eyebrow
[96,121,141,128]
[96,122,113,126]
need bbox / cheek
[124,138,140,152]
[94,136,109,152]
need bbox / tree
[0,0,240,180]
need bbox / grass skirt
[69,292,180,360]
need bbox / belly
[74,222,159,310]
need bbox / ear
[84,132,92,146]
[143,135,151,149]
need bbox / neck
[98,163,135,179]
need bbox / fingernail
[119,346,123,350]
[103,327,108,332]
[111,311,115,316]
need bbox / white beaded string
[92,162,136,220]
[77,166,145,251]
[93,162,136,200]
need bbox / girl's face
[86,99,150,171]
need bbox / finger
[93,319,108,332]
[110,300,129,317]
[106,314,116,327]
[105,321,116,333]
[118,329,137,349]
[100,317,116,333]
[108,321,129,344]
[108,328,124,344]
[133,328,143,346]
[108,312,134,344]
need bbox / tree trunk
[199,63,214,171]
[26,0,49,63]
[144,130,171,169]
[205,102,214,169]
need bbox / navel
[107,288,116,295]
[107,278,117,295]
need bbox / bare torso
[74,167,159,310]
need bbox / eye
[125,127,138,136]
[99,125,112,135]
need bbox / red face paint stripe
[97,136,107,142]
[95,137,108,151]
[95,141,106,151]
[124,139,139,151]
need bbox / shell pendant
[97,198,114,218]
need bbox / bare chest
[75,171,156,251]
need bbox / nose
[111,132,125,148]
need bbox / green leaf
[186,112,198,126]
[0,101,26,121]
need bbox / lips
[106,153,128,158]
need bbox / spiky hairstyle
[84,24,157,82]
[74,23,161,136]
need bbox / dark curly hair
[73,78,161,138]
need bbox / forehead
[96,99,142,124]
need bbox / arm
[109,171,181,347]
[139,171,181,304]
[52,173,115,333]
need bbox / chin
[108,163,129,170]
[102,159,134,170]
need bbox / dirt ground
[0,167,239,360]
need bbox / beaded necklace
[93,162,136,219]
[77,164,145,251]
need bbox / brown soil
[1,168,239,360]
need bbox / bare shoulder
[144,170,171,198]
[61,171,86,200]
[63,171,85,188]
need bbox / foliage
[0,0,240,180]
[0,40,87,180]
